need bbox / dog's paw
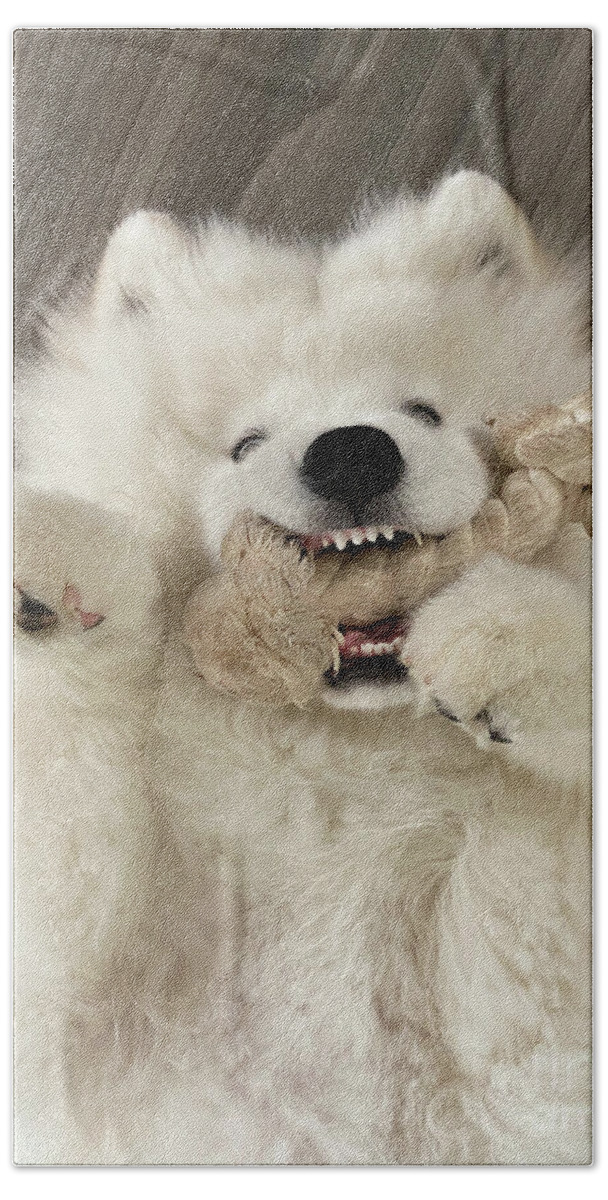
[431,698,518,748]
[14,485,159,644]
[402,553,589,770]
[15,489,109,638]
[14,581,105,635]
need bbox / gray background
[14,28,591,356]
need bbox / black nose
[300,425,405,510]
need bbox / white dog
[14,171,591,1164]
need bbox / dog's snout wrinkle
[300,424,405,511]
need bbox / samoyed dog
[14,172,591,1164]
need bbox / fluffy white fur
[14,172,591,1164]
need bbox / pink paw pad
[62,584,105,629]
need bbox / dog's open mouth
[292,523,419,691]
[298,524,423,555]
[327,615,410,689]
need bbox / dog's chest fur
[122,637,588,1164]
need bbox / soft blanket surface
[15,28,590,353]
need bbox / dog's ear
[422,170,547,281]
[326,171,548,292]
[94,211,191,318]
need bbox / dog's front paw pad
[15,587,58,633]
[61,584,105,629]
[15,583,105,634]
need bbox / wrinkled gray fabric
[14,28,591,356]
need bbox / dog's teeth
[351,529,364,545]
[333,532,348,551]
[380,526,395,541]
[365,526,379,543]
[322,536,331,548]
[361,643,374,656]
[412,529,423,546]
[331,641,341,673]
[333,628,345,645]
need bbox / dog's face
[98,172,588,708]
[201,372,491,552]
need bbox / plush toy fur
[184,393,591,707]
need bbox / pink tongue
[340,616,408,659]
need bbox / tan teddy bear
[184,393,591,708]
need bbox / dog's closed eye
[230,430,267,462]
[401,401,442,426]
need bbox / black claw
[488,728,512,744]
[434,699,461,723]
[475,708,512,744]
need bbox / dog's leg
[435,804,591,1164]
[402,552,591,1162]
[13,483,167,1161]
[403,552,591,788]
